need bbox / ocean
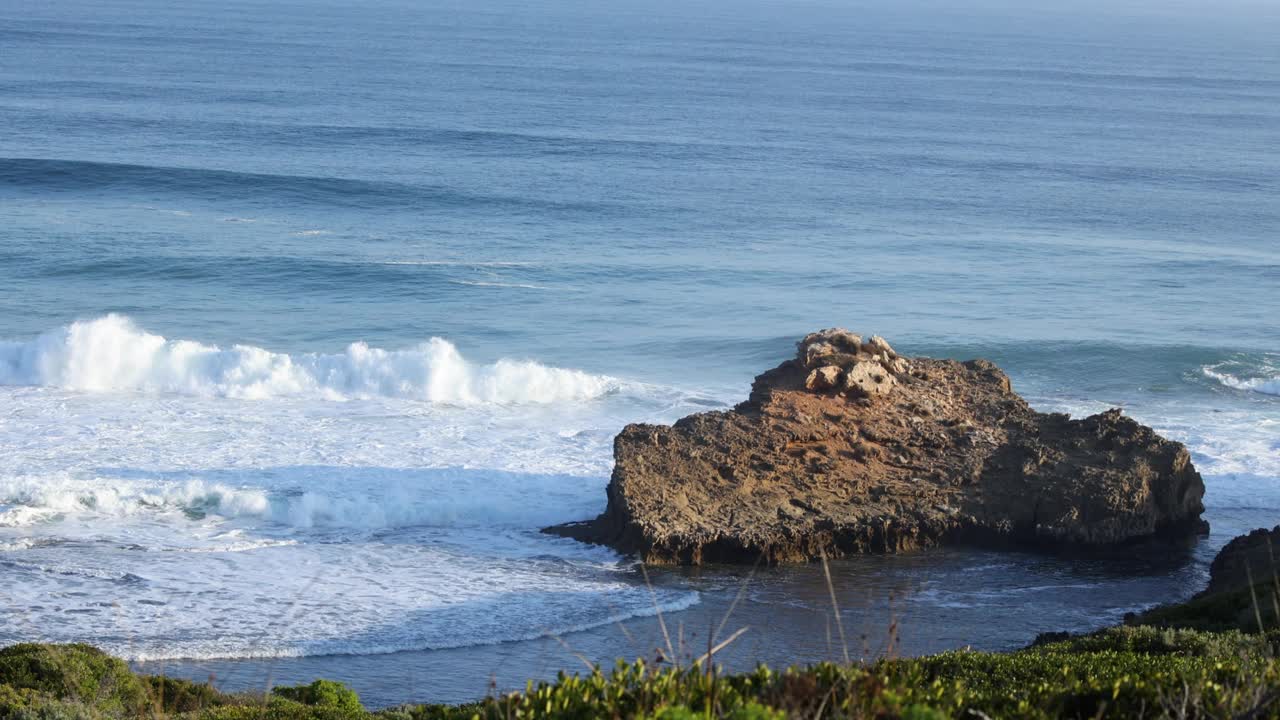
[1,0,1277,707]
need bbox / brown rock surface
[1206,526,1280,595]
[548,329,1208,564]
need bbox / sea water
[1,0,1277,706]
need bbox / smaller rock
[842,360,897,397]
[888,357,912,375]
[1207,526,1280,595]
[799,328,863,357]
[802,342,839,367]
[863,335,896,358]
[805,365,843,392]
[809,351,862,369]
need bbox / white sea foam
[177,539,299,553]
[0,371,689,662]
[0,315,618,403]
[118,591,703,661]
[0,558,145,583]
[451,279,551,290]
[1202,366,1280,397]
[0,476,270,527]
[0,468,604,532]
[0,516,701,661]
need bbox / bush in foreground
[272,681,363,716]
[3,627,1279,719]
[0,643,148,717]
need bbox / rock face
[1125,527,1280,632]
[548,329,1207,564]
[1206,526,1280,595]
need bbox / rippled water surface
[1,0,1277,706]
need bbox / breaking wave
[0,315,620,403]
[1202,366,1280,397]
[0,476,271,528]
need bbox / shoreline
[8,547,1279,718]
[9,521,1273,718]
[131,541,1217,708]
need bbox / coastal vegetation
[6,526,1280,719]
[4,623,1279,719]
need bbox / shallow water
[1,0,1277,706]
[140,541,1218,707]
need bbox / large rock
[547,329,1207,564]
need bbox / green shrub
[0,699,106,720]
[143,675,227,714]
[0,644,147,716]
[193,696,363,720]
[375,702,483,720]
[726,701,786,720]
[648,706,698,720]
[1130,580,1280,634]
[0,683,106,719]
[900,706,947,720]
[272,680,363,715]
[649,702,786,720]
[1038,624,1271,656]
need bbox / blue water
[1,0,1278,706]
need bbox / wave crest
[0,315,619,403]
[1202,366,1280,397]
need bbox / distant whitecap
[0,314,619,404]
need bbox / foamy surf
[0,327,715,662]
[0,525,701,662]
[0,476,270,528]
[1202,366,1280,397]
[0,467,613,533]
[0,314,620,403]
[115,591,702,662]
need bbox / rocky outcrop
[1207,526,1280,595]
[547,329,1207,564]
[1126,527,1280,632]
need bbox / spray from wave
[1202,365,1280,397]
[0,314,619,403]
